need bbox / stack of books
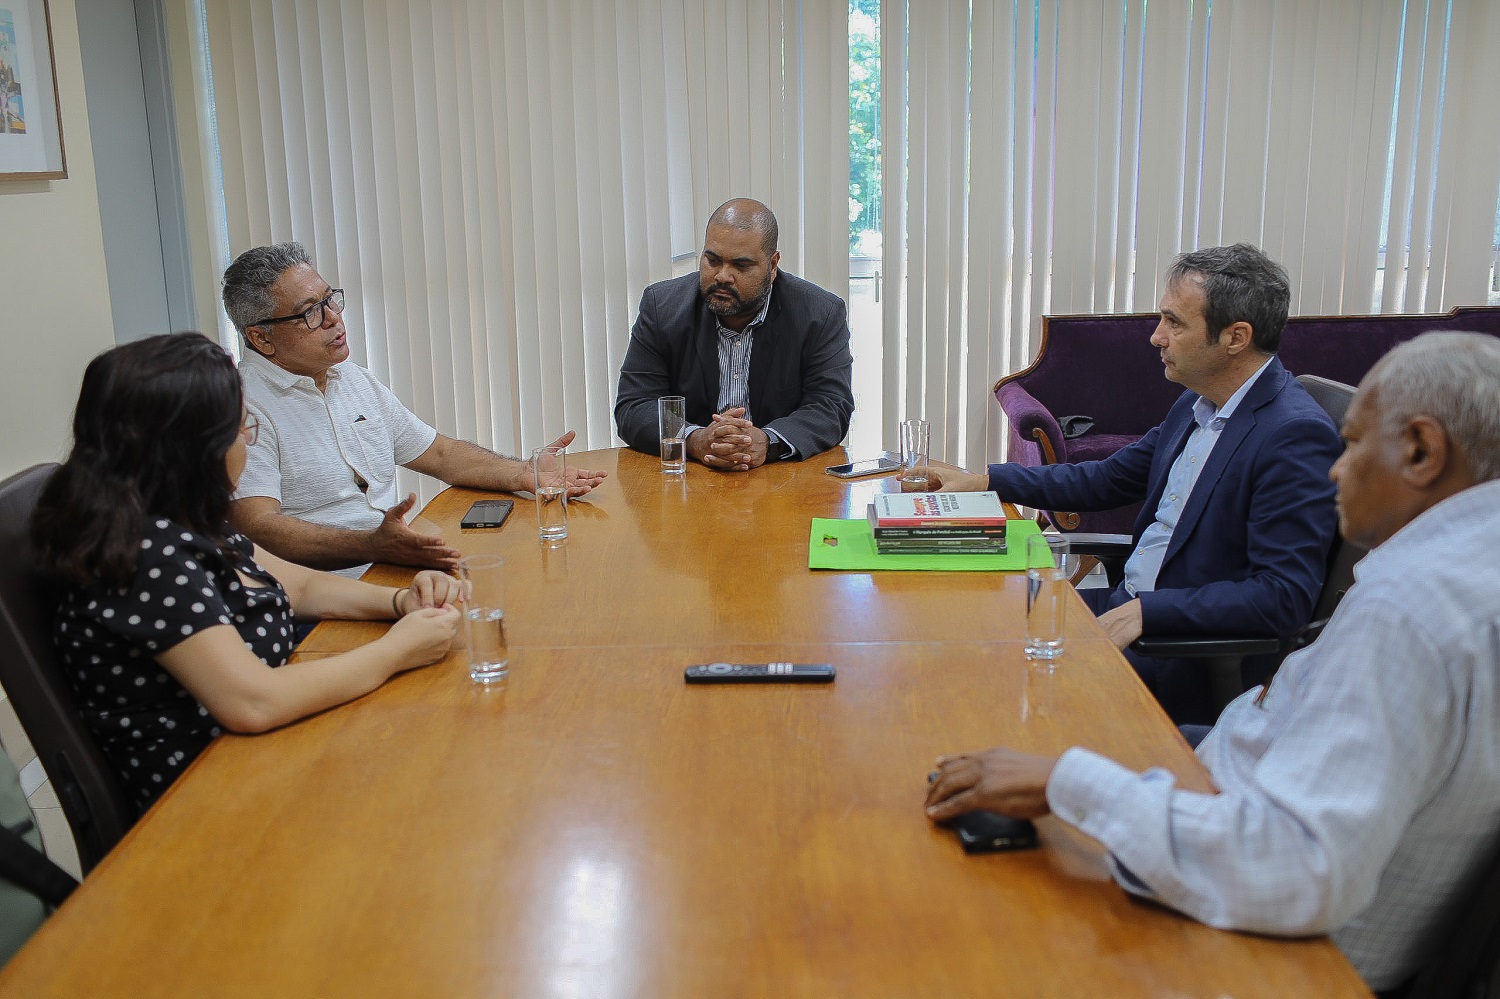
[866,491,1008,554]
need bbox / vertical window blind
[193,1,1499,475]
[889,0,1500,468]
[199,0,848,497]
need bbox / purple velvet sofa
[995,306,1500,535]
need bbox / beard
[703,275,773,319]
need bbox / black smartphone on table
[460,499,514,529]
[948,810,1039,853]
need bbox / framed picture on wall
[0,0,66,180]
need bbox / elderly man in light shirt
[224,242,605,574]
[926,332,1500,994]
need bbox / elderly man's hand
[924,747,1059,823]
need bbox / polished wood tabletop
[0,448,1371,997]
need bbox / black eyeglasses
[253,289,345,331]
[241,413,260,447]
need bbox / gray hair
[1365,331,1500,483]
[1167,243,1290,353]
[221,242,312,335]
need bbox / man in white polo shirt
[224,242,606,574]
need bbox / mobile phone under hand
[928,770,1039,852]
[460,499,514,530]
[948,810,1039,853]
[824,457,901,478]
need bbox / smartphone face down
[951,810,1039,853]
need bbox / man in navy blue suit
[933,244,1341,723]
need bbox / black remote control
[684,662,836,683]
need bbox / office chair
[1383,835,1500,999]
[1067,375,1362,712]
[0,464,135,874]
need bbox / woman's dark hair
[32,332,245,588]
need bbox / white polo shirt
[235,349,438,534]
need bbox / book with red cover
[870,491,1007,528]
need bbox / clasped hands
[391,569,464,615]
[386,570,463,663]
[687,407,769,472]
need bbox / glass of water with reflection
[533,445,568,541]
[458,554,508,682]
[1026,533,1069,660]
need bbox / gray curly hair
[221,242,312,336]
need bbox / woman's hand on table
[384,606,461,669]
[397,570,464,613]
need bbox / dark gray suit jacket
[613,270,855,459]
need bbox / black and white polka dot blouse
[54,518,296,814]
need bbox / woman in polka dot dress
[31,333,461,814]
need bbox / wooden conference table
[0,448,1370,997]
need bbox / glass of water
[899,418,932,492]
[658,396,687,474]
[458,554,508,682]
[1026,533,1070,660]
[533,445,568,541]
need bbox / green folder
[808,517,1044,572]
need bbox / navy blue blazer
[989,357,1342,639]
[613,271,855,459]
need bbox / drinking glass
[899,419,932,492]
[1026,534,1070,660]
[458,555,508,682]
[658,396,687,474]
[533,445,568,541]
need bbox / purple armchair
[995,306,1500,535]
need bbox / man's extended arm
[985,422,1164,512]
[926,590,1445,938]
[229,493,462,571]
[930,422,1165,506]
[404,430,607,497]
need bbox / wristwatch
[765,433,793,462]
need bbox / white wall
[0,0,114,478]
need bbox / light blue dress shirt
[1122,358,1274,594]
[1047,477,1500,990]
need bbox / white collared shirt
[235,349,437,536]
[1123,357,1274,594]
